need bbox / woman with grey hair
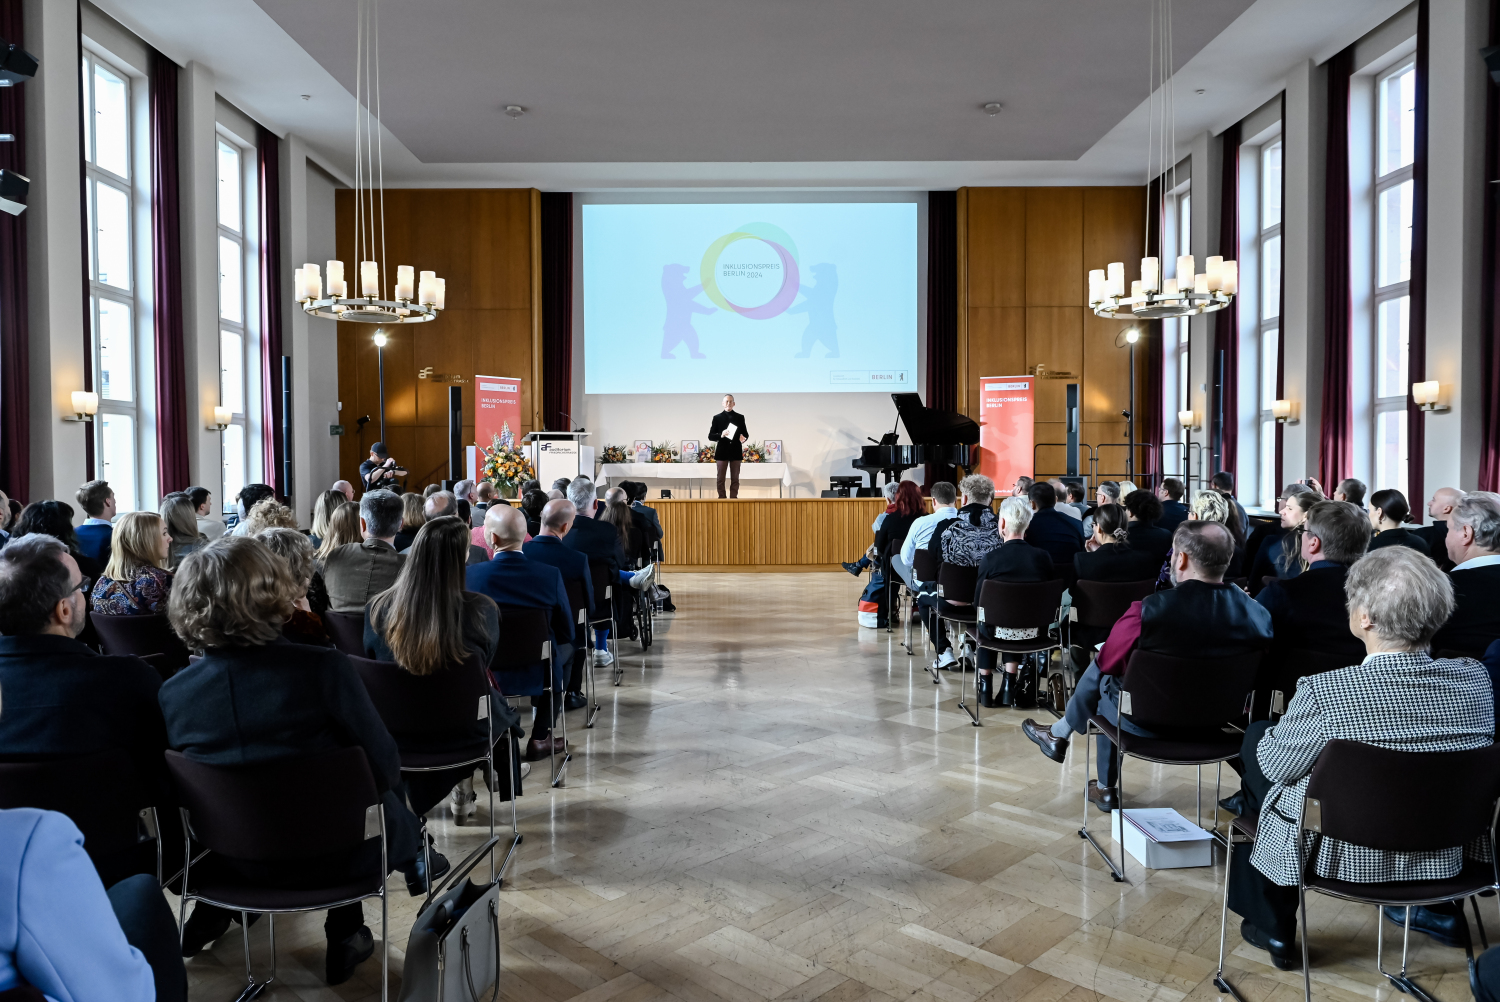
[1225,546,1494,969]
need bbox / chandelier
[1088,0,1235,321]
[291,0,444,325]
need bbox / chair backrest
[913,548,940,583]
[165,747,379,862]
[587,561,613,614]
[351,653,487,739]
[1304,739,1500,852]
[90,613,191,672]
[563,578,589,630]
[1071,579,1156,630]
[323,610,367,657]
[1118,649,1261,729]
[977,579,1065,633]
[0,751,150,860]
[936,562,978,604]
[491,605,551,671]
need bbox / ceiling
[250,0,1253,165]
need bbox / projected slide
[583,202,918,394]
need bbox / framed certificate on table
[764,440,783,463]
[681,440,700,463]
[632,440,652,463]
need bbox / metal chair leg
[1078,721,1125,882]
[232,908,273,1002]
[1213,826,1247,1001]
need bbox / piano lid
[891,393,980,446]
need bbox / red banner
[475,376,524,451]
[978,376,1034,495]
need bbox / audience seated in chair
[364,515,522,823]
[1247,483,1322,592]
[159,495,207,570]
[1330,477,1366,507]
[239,498,298,536]
[900,481,959,591]
[1414,486,1462,570]
[1074,503,1161,586]
[322,489,406,614]
[842,481,903,577]
[410,491,488,566]
[1155,490,1246,587]
[1253,500,1370,671]
[1121,489,1173,570]
[1367,488,1431,559]
[523,499,595,711]
[1430,491,1500,657]
[307,488,347,549]
[1022,521,1272,813]
[1156,478,1190,533]
[520,487,547,537]
[393,492,425,552]
[1226,546,1494,969]
[1023,481,1086,577]
[918,474,999,668]
[562,479,651,663]
[257,527,332,645]
[1045,479,1082,522]
[871,481,925,587]
[624,480,664,542]
[91,512,173,617]
[0,535,171,884]
[470,480,498,527]
[973,495,1056,708]
[159,536,439,985]
[228,483,275,537]
[1211,472,1251,546]
[74,479,116,565]
[186,485,224,542]
[313,499,362,570]
[467,505,576,762]
[13,500,105,581]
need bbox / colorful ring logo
[699,222,800,320]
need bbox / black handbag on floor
[399,837,502,1002]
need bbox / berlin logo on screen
[699,222,801,319]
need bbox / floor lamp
[1119,327,1139,480]
[373,329,388,442]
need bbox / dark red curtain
[1408,0,1430,506]
[1142,177,1163,483]
[540,192,572,431]
[1482,0,1500,490]
[1212,123,1241,477]
[257,127,284,495]
[925,191,958,488]
[150,50,189,495]
[0,0,26,500]
[1320,48,1355,490]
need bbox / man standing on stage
[708,394,749,499]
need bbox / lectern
[524,431,589,486]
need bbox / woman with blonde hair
[160,495,207,569]
[92,511,173,615]
[240,498,298,535]
[257,527,330,644]
[393,493,426,552]
[308,489,346,548]
[1159,489,1245,584]
[315,502,362,565]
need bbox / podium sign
[475,376,523,450]
[525,431,589,487]
[979,376,1034,495]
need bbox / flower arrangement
[697,443,715,463]
[651,442,679,464]
[601,445,628,464]
[741,442,766,463]
[479,434,535,492]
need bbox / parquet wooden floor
[181,572,1491,1002]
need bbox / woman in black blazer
[1121,490,1174,570]
[1367,488,1432,558]
[1076,503,1165,583]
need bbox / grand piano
[853,393,980,488]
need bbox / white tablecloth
[598,462,792,487]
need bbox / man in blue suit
[74,479,116,565]
[523,498,594,710]
[1023,481,1086,584]
[466,505,574,761]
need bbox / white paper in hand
[722,423,738,441]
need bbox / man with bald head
[523,499,595,710]
[466,505,575,760]
[333,480,355,503]
[1415,486,1465,570]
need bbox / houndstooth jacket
[1250,651,1495,887]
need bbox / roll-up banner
[474,376,523,452]
[979,376,1034,495]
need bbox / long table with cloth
[597,463,792,497]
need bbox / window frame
[1160,179,1191,482]
[216,132,253,507]
[1257,139,1283,512]
[1370,55,1415,494]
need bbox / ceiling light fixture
[1088,0,1236,321]
[293,0,445,325]
[504,105,526,119]
[982,102,1003,116]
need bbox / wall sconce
[63,390,98,422]
[209,406,231,431]
[1272,399,1299,425]
[1412,380,1448,412]
[1178,409,1200,432]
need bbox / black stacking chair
[165,747,392,1001]
[1083,649,1261,881]
[963,579,1066,726]
[492,606,567,788]
[90,613,191,677]
[322,610,367,657]
[351,653,519,884]
[1262,649,1353,719]
[586,561,621,686]
[563,577,600,727]
[0,752,163,887]
[1215,741,1500,1002]
[912,548,942,658]
[931,563,979,684]
[1066,579,1157,705]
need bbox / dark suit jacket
[158,637,402,794]
[1432,564,1500,657]
[631,502,664,542]
[1073,542,1161,583]
[708,410,749,462]
[562,511,628,577]
[1413,521,1453,570]
[523,535,595,638]
[1125,521,1174,570]
[1023,507,1086,578]
[465,550,574,694]
[1369,527,1431,558]
[874,512,920,557]
[322,538,406,613]
[0,635,167,801]
[74,524,112,565]
[1255,560,1366,666]
[1157,500,1190,534]
[973,539,1056,605]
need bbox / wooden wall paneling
[965,188,1027,308]
[966,307,1026,422]
[1024,188,1083,308]
[652,498,889,569]
[1025,307,1083,423]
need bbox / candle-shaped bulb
[418,270,437,306]
[1107,261,1125,298]
[396,265,415,301]
[360,261,379,297]
[433,278,446,310]
[1205,255,1224,291]
[1194,273,1210,295]
[1220,260,1238,295]
[1129,280,1143,300]
[1162,278,1180,298]
[292,267,306,301]
[327,260,346,298]
[1088,268,1106,304]
[1176,254,1194,286]
[1141,256,1159,293]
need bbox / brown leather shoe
[525,736,565,761]
[1087,780,1119,813]
[1021,718,1068,763]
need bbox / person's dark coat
[523,535,595,639]
[1125,521,1174,571]
[465,551,573,696]
[708,410,749,463]
[972,539,1056,605]
[1074,542,1161,583]
[1023,507,1086,579]
[1432,564,1500,658]
[561,509,628,577]
[1369,527,1431,558]
[1255,560,1366,668]
[1157,500,1190,534]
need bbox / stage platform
[654,497,889,572]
